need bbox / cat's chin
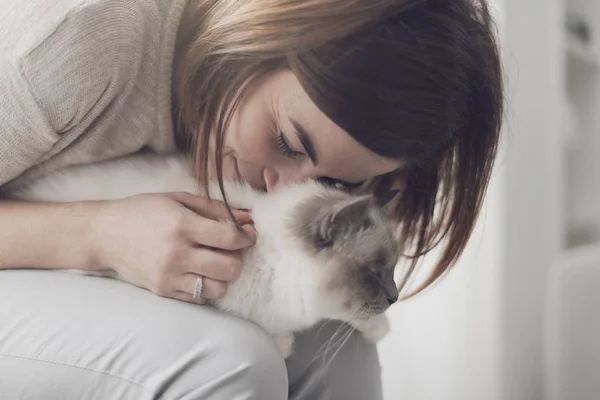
[350,314,391,343]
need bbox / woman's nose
[264,169,279,192]
[264,168,310,192]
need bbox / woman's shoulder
[0,0,183,185]
[0,0,181,132]
[1,0,157,57]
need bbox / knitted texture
[0,0,188,188]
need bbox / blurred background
[377,0,600,399]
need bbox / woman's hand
[90,192,255,304]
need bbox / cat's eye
[371,269,386,282]
[276,132,303,160]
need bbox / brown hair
[175,0,504,299]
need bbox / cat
[5,153,399,358]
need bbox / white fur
[9,153,390,357]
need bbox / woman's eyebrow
[290,119,318,166]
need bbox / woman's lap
[0,270,382,399]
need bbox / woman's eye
[276,132,302,159]
[318,177,347,190]
[318,177,364,191]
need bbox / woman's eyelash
[318,177,345,189]
[276,132,302,159]
[318,177,363,191]
[274,132,364,191]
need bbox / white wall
[501,0,563,398]
[378,0,565,398]
[378,161,505,400]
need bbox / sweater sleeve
[0,51,58,185]
[0,0,146,186]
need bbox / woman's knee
[209,322,289,400]
[0,271,288,399]
[142,308,289,400]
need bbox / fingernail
[244,223,257,239]
[236,209,254,224]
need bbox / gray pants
[0,270,383,399]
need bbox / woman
[0,0,503,398]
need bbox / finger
[183,218,257,251]
[179,274,229,300]
[169,192,253,224]
[183,247,242,282]
[171,291,208,305]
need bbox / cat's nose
[383,273,399,305]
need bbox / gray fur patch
[290,189,399,315]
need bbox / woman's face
[212,70,401,192]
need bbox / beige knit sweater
[0,0,189,192]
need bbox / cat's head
[287,187,399,321]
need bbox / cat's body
[6,153,399,357]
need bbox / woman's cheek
[237,130,277,165]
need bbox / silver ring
[193,276,203,299]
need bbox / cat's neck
[214,180,332,333]
[217,223,324,334]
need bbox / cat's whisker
[309,321,343,362]
[311,318,360,367]
[355,306,372,321]
[322,325,354,366]
[311,321,352,364]
[314,319,335,340]
[322,325,356,371]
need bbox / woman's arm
[0,194,256,305]
[0,200,102,271]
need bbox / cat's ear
[331,195,373,225]
[314,195,373,247]
[370,170,403,217]
[309,195,374,250]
